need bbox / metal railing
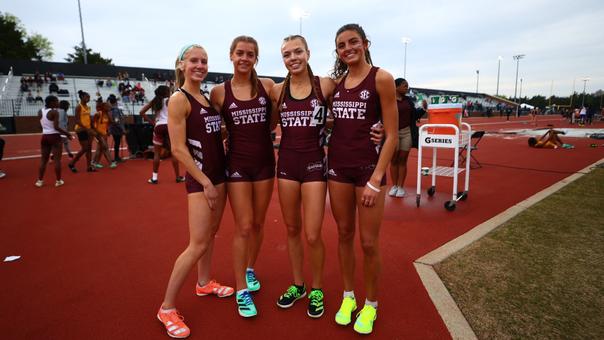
[0,67,14,101]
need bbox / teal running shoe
[246,269,260,292]
[236,290,257,317]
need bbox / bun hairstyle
[528,137,537,147]
[45,95,58,108]
[174,44,204,88]
[77,90,90,100]
[230,36,260,97]
[330,23,373,79]
[151,85,171,113]
[277,35,321,112]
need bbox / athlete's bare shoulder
[259,77,276,92]
[375,68,394,84]
[270,82,284,100]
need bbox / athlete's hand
[361,181,380,208]
[370,122,384,145]
[203,183,218,210]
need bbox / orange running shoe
[195,280,234,298]
[157,308,190,339]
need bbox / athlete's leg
[247,178,274,268]
[228,181,254,290]
[38,142,52,180]
[161,185,226,308]
[396,150,410,187]
[278,178,304,285]
[301,181,327,289]
[51,142,63,180]
[196,184,227,285]
[328,180,356,292]
[171,157,181,179]
[355,185,385,302]
[152,145,162,173]
[389,152,399,188]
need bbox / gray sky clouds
[3,0,603,97]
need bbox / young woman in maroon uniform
[35,95,73,187]
[157,45,233,339]
[210,36,275,317]
[328,24,398,334]
[269,35,335,318]
[140,85,184,184]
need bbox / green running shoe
[236,290,257,317]
[246,270,260,292]
[353,305,377,334]
[276,284,306,308]
[335,296,357,325]
[307,289,324,318]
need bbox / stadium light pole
[581,77,590,107]
[77,0,88,64]
[401,37,411,79]
[496,56,502,96]
[519,78,523,100]
[291,7,310,35]
[475,69,480,93]
[513,54,525,117]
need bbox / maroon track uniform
[222,80,275,182]
[277,77,327,183]
[179,89,226,193]
[397,98,412,129]
[328,66,386,186]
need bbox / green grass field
[435,167,604,339]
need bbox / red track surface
[1,115,603,339]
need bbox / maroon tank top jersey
[397,97,412,129]
[279,76,327,152]
[329,66,382,168]
[180,89,226,190]
[222,80,275,167]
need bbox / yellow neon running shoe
[353,305,377,334]
[335,296,357,325]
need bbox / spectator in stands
[26,91,35,103]
[68,90,96,173]
[20,82,29,92]
[58,100,74,158]
[57,72,65,81]
[0,137,5,179]
[389,78,427,198]
[107,95,126,163]
[49,82,59,93]
[91,99,117,169]
[35,91,44,103]
[139,85,183,184]
[35,95,73,188]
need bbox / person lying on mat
[528,129,565,149]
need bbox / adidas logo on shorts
[229,102,238,110]
[328,169,337,176]
[279,171,287,176]
[231,171,242,178]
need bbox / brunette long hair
[330,24,373,79]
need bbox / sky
[2,0,603,97]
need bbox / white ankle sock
[365,299,378,308]
[343,291,355,299]
[152,172,158,180]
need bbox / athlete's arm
[210,85,228,141]
[363,69,398,207]
[168,91,218,209]
[50,110,72,139]
[269,82,283,131]
[139,102,155,125]
[74,105,83,128]
[320,77,336,131]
